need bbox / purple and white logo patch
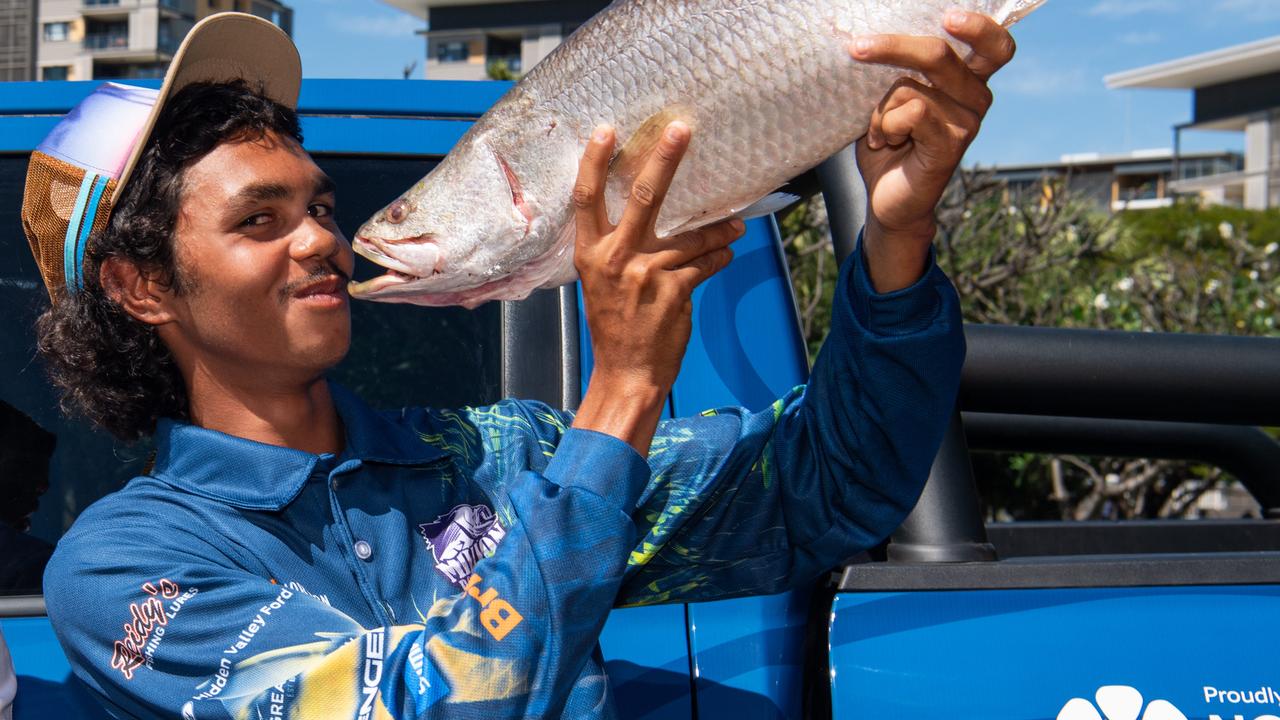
[418,504,507,588]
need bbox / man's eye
[310,203,334,219]
[240,213,272,228]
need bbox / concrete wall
[520,23,558,73]
[1270,112,1280,209]
[1244,115,1270,210]
[130,5,158,51]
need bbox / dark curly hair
[35,80,303,442]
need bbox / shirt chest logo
[417,503,506,588]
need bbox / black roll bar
[962,325,1280,427]
[965,413,1280,517]
[888,412,997,562]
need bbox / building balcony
[1170,168,1261,208]
[1112,197,1175,212]
[83,32,130,52]
[81,0,133,19]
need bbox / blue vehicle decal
[830,585,1280,720]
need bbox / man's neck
[184,370,344,456]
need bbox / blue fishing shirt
[44,244,965,719]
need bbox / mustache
[279,264,351,302]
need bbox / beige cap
[115,11,302,200]
[21,11,301,301]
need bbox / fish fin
[662,212,730,238]
[610,106,696,181]
[735,192,802,220]
[539,222,580,288]
[660,191,802,237]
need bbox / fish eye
[386,199,410,224]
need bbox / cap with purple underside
[36,83,159,180]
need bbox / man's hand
[571,123,742,455]
[851,10,1017,293]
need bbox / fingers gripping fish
[349,0,1046,308]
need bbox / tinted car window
[0,153,502,594]
[317,156,502,410]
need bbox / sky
[288,0,1280,167]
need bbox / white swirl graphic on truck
[1059,685,1280,720]
[1058,686,1186,720]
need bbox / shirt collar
[149,381,448,511]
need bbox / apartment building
[1107,35,1280,210]
[197,0,289,34]
[35,0,290,82]
[381,0,610,80]
[992,149,1244,213]
[0,0,37,81]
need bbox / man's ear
[98,257,179,326]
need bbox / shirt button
[331,478,339,490]
[353,540,373,560]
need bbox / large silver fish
[349,0,1045,308]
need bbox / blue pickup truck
[3,79,1280,720]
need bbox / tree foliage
[779,173,1280,521]
[486,60,521,81]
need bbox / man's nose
[290,216,351,271]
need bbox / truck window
[0,153,502,596]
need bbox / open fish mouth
[348,270,426,297]
[349,234,444,297]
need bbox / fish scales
[350,0,1045,308]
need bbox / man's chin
[291,332,351,375]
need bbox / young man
[27,11,1014,720]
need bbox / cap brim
[114,12,301,200]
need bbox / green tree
[779,174,1280,521]
[486,60,521,81]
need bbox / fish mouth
[352,234,438,275]
[350,234,445,298]
[348,270,424,297]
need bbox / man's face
[158,132,354,385]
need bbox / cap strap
[76,176,110,292]
[62,172,107,294]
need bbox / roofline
[974,149,1241,173]
[1106,35,1280,90]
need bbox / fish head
[349,140,537,305]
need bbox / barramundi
[349,0,1045,307]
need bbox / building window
[93,62,166,80]
[435,41,468,63]
[485,34,521,72]
[249,1,283,26]
[84,19,128,51]
[43,22,70,42]
[41,66,70,81]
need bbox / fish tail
[992,0,1047,27]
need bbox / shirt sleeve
[613,236,966,605]
[43,430,653,720]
